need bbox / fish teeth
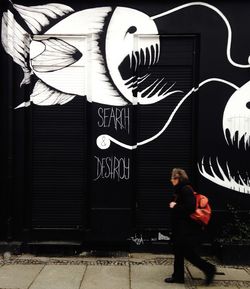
[224,126,250,150]
[149,45,155,66]
[155,43,160,65]
[129,40,160,71]
[140,78,176,99]
[137,73,150,84]
[198,157,250,194]
[133,51,139,71]
[148,79,165,98]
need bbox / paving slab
[131,265,185,289]
[80,265,129,289]
[130,253,174,265]
[196,285,238,289]
[0,264,44,289]
[130,253,173,259]
[17,255,49,262]
[188,266,250,281]
[29,265,86,289]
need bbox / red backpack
[190,192,211,226]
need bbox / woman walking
[165,168,216,285]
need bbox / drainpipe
[7,35,14,242]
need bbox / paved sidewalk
[0,253,249,289]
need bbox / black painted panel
[136,36,196,229]
[31,98,87,229]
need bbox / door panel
[30,34,198,242]
[135,35,198,229]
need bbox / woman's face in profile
[171,177,179,186]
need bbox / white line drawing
[12,2,74,34]
[15,80,76,108]
[223,80,250,150]
[105,7,182,105]
[1,2,249,194]
[151,1,250,68]
[158,232,170,241]
[96,78,239,150]
[31,38,82,72]
[1,3,181,108]
[198,157,250,194]
[1,2,74,86]
[128,234,144,245]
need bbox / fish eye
[246,102,250,109]
[126,26,137,35]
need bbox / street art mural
[1,1,250,196]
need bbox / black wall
[1,0,249,249]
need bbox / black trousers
[172,240,213,280]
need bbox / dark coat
[171,181,203,247]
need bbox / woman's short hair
[171,168,189,182]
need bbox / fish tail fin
[15,80,77,109]
[1,10,32,86]
[12,2,74,34]
[15,101,31,109]
[1,2,74,87]
[33,80,76,106]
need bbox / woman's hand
[169,201,177,209]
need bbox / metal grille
[31,98,87,229]
[135,36,197,229]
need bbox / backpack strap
[186,184,196,194]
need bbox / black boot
[205,264,216,285]
[164,277,184,284]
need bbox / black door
[135,35,198,232]
[30,35,198,245]
[31,99,87,236]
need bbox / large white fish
[223,80,250,150]
[1,2,182,108]
[2,1,250,195]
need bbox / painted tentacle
[96,78,238,150]
[151,1,250,68]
